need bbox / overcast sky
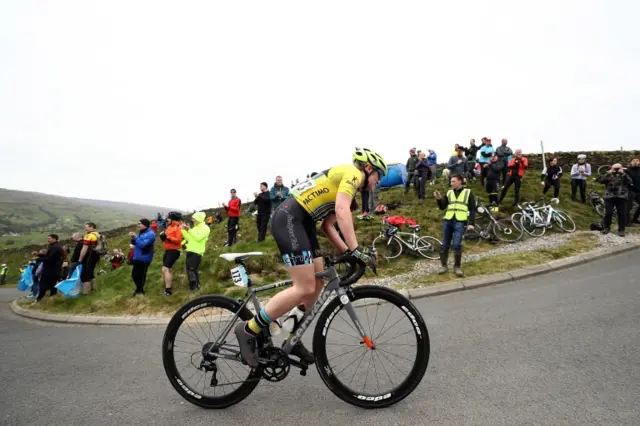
[1,1,638,211]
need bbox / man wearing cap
[160,212,184,296]
[477,138,495,186]
[254,182,272,242]
[128,219,156,296]
[224,189,242,246]
[495,138,513,186]
[571,154,591,202]
[405,148,419,194]
[181,212,210,291]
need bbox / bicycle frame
[387,230,422,251]
[207,262,371,362]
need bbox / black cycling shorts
[163,250,181,268]
[270,197,322,267]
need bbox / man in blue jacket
[129,219,156,297]
[270,176,290,212]
[477,138,495,187]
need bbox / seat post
[235,258,252,287]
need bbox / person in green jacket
[181,211,211,291]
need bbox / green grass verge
[11,175,619,315]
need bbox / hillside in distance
[0,188,175,247]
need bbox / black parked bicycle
[162,251,430,409]
[462,198,524,244]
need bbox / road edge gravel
[10,241,640,326]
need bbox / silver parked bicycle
[162,251,430,409]
[512,197,576,236]
[372,217,442,260]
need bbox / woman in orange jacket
[160,212,184,295]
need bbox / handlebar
[326,249,378,286]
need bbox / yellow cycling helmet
[353,147,388,176]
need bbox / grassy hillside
[12,172,616,315]
[0,188,174,248]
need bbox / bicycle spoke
[347,350,369,387]
[375,347,409,377]
[376,328,415,346]
[328,345,366,363]
[373,307,395,341]
[375,314,406,342]
[328,325,362,341]
[377,346,416,365]
[337,311,361,337]
[374,350,396,388]
[333,349,369,377]
[370,303,381,341]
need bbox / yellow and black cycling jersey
[290,164,363,221]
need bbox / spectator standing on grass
[495,138,513,186]
[129,219,156,296]
[405,148,419,194]
[224,189,241,246]
[36,234,63,301]
[427,149,438,185]
[597,163,633,237]
[571,154,591,203]
[181,211,210,291]
[270,176,290,211]
[254,182,272,242]
[78,222,102,295]
[0,264,7,285]
[625,158,640,225]
[434,174,476,277]
[499,149,528,206]
[541,156,563,199]
[484,152,504,210]
[415,151,431,201]
[160,212,183,295]
[477,138,494,186]
[68,233,83,278]
[465,139,478,162]
[447,148,469,184]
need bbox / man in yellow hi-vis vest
[434,174,476,277]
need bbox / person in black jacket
[484,153,504,209]
[37,234,63,301]
[625,158,640,225]
[254,182,272,242]
[540,157,563,199]
[68,233,83,278]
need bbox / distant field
[0,187,176,249]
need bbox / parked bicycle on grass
[372,216,442,260]
[511,197,576,237]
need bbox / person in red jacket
[499,149,528,206]
[223,189,242,246]
[161,212,184,295]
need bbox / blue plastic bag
[55,265,82,298]
[17,265,34,291]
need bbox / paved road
[1,251,639,426]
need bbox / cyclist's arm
[335,192,358,251]
[321,214,349,253]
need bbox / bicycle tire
[416,235,442,260]
[519,212,545,237]
[162,295,263,409]
[595,201,606,218]
[372,235,403,259]
[598,165,610,176]
[492,218,524,243]
[553,210,576,233]
[313,286,430,409]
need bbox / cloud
[1,0,638,209]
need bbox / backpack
[93,232,108,255]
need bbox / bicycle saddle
[409,225,421,232]
[219,252,264,262]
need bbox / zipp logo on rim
[401,306,421,337]
[182,303,209,320]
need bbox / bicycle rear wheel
[313,286,430,409]
[519,213,545,237]
[553,210,576,233]
[492,218,524,242]
[416,235,442,259]
[162,295,263,409]
[372,235,402,260]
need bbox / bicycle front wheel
[519,213,545,237]
[492,218,524,242]
[553,210,576,233]
[162,295,263,409]
[416,235,442,259]
[313,286,430,409]
[372,235,403,260]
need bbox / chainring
[259,346,290,382]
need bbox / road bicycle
[463,198,523,244]
[372,218,442,260]
[512,197,576,236]
[588,189,638,220]
[162,251,430,409]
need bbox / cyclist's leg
[234,199,317,367]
